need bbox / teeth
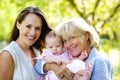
[69,47,75,51]
[27,36,34,40]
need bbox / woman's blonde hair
[55,18,100,47]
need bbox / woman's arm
[0,51,14,80]
[43,62,58,73]
[34,59,63,74]
[43,62,74,80]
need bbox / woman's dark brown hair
[9,6,51,52]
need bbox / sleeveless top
[0,41,45,80]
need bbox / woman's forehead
[61,28,81,36]
[61,32,75,39]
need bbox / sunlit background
[0,0,120,80]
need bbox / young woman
[0,6,51,80]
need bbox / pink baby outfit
[42,49,70,80]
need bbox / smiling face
[17,13,42,47]
[55,20,91,57]
[63,34,87,57]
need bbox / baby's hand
[44,56,62,65]
[53,58,62,65]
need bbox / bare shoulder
[0,50,15,67]
[0,50,14,68]
[0,50,14,63]
[0,50,14,79]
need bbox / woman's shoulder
[0,42,15,72]
[0,50,13,60]
[89,48,109,59]
[93,51,113,69]
[0,41,21,61]
[87,48,112,65]
[0,41,16,53]
[95,51,110,61]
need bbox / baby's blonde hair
[55,18,100,47]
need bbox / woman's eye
[62,40,66,44]
[36,27,41,30]
[49,46,52,49]
[70,36,75,40]
[26,24,32,28]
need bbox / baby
[34,31,88,80]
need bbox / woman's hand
[57,63,74,80]
[73,63,91,80]
[44,61,91,80]
[44,62,74,80]
[73,70,90,80]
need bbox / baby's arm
[43,56,62,65]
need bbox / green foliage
[113,66,120,80]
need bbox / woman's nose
[30,28,35,35]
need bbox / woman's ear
[85,32,90,41]
[16,21,20,29]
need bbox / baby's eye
[56,45,60,47]
[49,46,53,49]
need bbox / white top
[0,41,45,80]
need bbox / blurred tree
[0,0,119,79]
[67,0,120,41]
[0,0,120,45]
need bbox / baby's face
[46,37,63,55]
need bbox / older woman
[55,18,113,80]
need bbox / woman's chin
[72,53,81,58]
[71,54,78,58]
